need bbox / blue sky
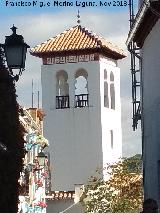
[0,0,141,157]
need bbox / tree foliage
[81,155,143,213]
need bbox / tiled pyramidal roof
[30,25,126,60]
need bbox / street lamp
[26,152,46,172]
[37,151,46,167]
[1,25,30,80]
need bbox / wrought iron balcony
[75,94,89,108]
[56,95,70,109]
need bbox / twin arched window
[56,69,89,109]
[104,69,115,110]
[55,69,115,109]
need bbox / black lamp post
[0,26,29,213]
[2,25,30,79]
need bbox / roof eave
[126,0,149,46]
[30,47,126,60]
[30,50,42,58]
[30,48,100,58]
[101,47,126,60]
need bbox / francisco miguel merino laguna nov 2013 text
[5,0,128,7]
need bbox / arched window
[110,71,115,110]
[56,70,69,109]
[75,69,89,108]
[104,69,109,108]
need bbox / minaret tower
[31,23,126,192]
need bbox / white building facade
[18,108,49,213]
[31,25,125,210]
[127,0,160,203]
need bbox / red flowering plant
[35,180,43,187]
[34,201,47,208]
[41,171,48,177]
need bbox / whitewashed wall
[141,19,160,202]
[41,57,122,191]
[100,56,122,170]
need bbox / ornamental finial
[10,24,17,34]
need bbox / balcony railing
[56,95,70,109]
[75,94,89,108]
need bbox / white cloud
[0,10,141,157]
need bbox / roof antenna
[77,10,81,25]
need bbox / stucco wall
[141,19,160,201]
[41,58,122,191]
[100,56,122,169]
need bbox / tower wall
[41,61,103,191]
[41,56,122,191]
[99,56,122,171]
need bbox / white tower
[31,25,126,192]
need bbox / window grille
[75,94,89,108]
[56,96,70,109]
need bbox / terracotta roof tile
[30,25,126,59]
